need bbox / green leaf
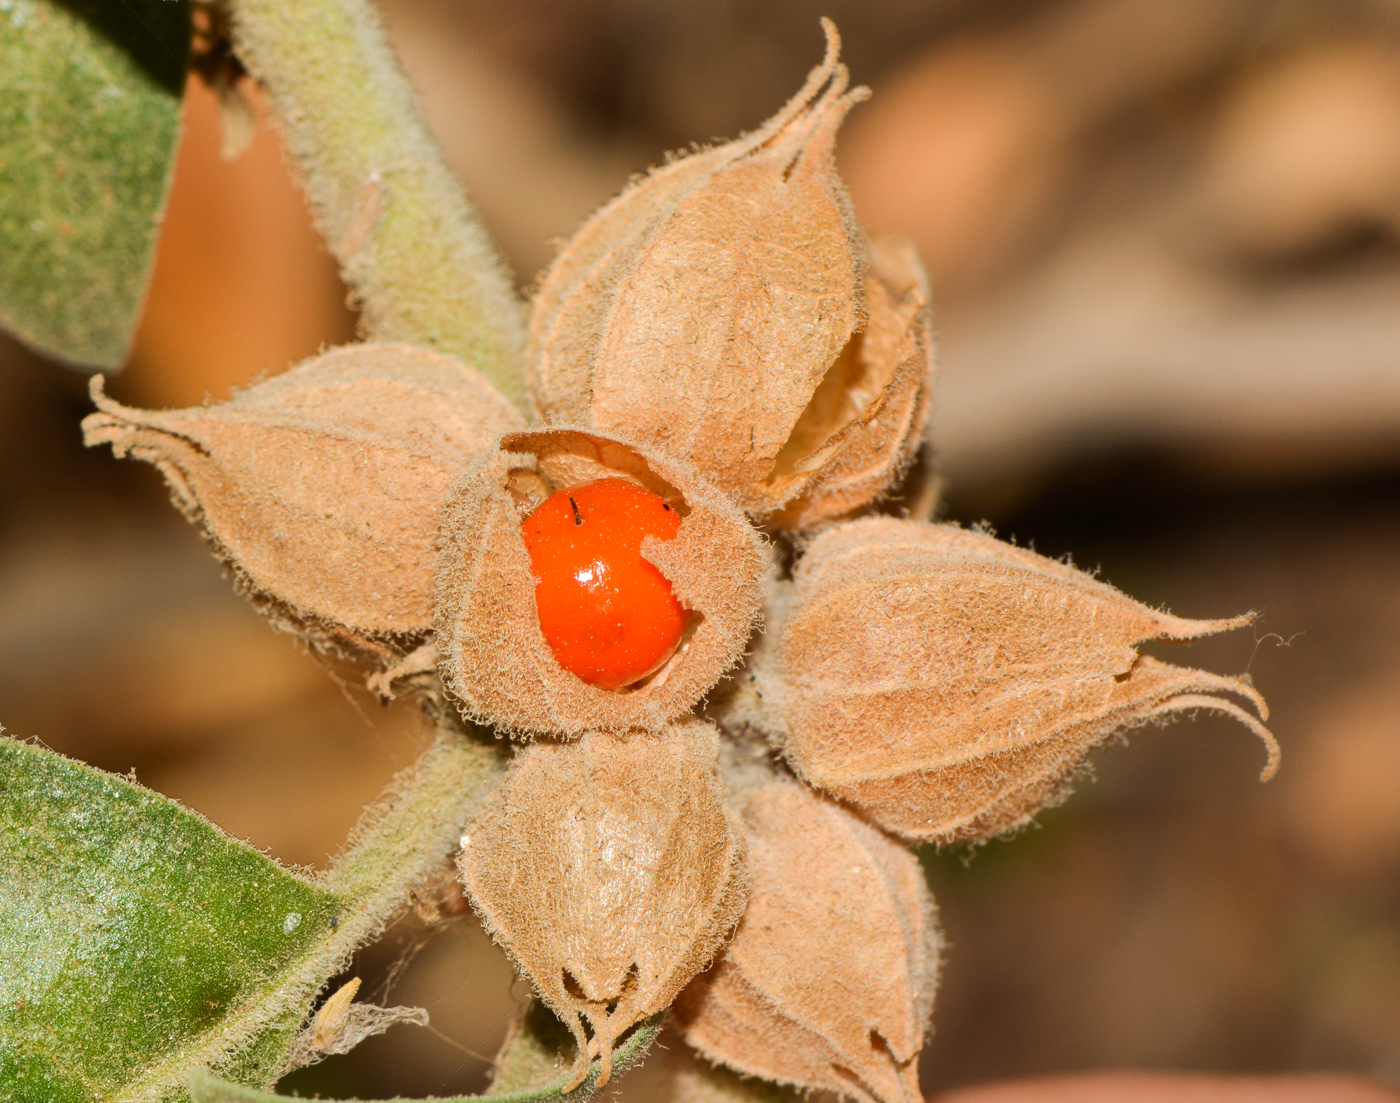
[185,1013,665,1103]
[488,1000,586,1096]
[0,0,191,368]
[0,723,505,1103]
[0,737,338,1102]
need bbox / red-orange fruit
[435,427,768,737]
[522,479,687,690]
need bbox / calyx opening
[503,430,704,695]
[763,310,897,498]
[500,429,690,519]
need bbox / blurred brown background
[2,0,1398,1097]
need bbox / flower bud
[435,428,767,737]
[677,777,939,1103]
[755,518,1281,844]
[459,720,747,1088]
[81,343,522,663]
[527,22,931,523]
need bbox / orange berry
[521,479,687,690]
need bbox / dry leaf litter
[662,1044,791,1103]
[280,977,428,1074]
[82,19,1279,1102]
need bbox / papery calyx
[677,771,939,1103]
[82,343,522,668]
[435,427,767,737]
[459,720,747,1087]
[528,20,932,525]
[752,518,1280,844]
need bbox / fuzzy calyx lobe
[527,21,933,524]
[81,342,522,667]
[459,720,747,1088]
[751,518,1279,844]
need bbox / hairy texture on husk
[677,778,939,1103]
[82,343,522,662]
[753,519,1280,844]
[528,21,926,521]
[459,720,747,1089]
[767,237,935,529]
[662,1035,791,1103]
[436,428,767,737]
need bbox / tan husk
[767,237,935,530]
[81,343,523,663]
[677,775,939,1103]
[663,1041,791,1103]
[753,518,1281,845]
[527,22,928,521]
[435,427,768,737]
[528,18,865,445]
[458,719,747,1089]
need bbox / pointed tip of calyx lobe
[756,520,1280,846]
[751,18,871,165]
[525,18,916,527]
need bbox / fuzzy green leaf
[0,737,339,1102]
[0,724,505,1103]
[185,1013,665,1103]
[0,0,190,368]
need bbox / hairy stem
[187,1016,662,1103]
[110,717,505,1102]
[323,715,506,906]
[226,0,530,410]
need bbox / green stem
[323,715,506,907]
[226,0,530,410]
[112,718,506,1103]
[186,1016,663,1103]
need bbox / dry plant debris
[81,18,1279,1101]
[280,976,429,1073]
